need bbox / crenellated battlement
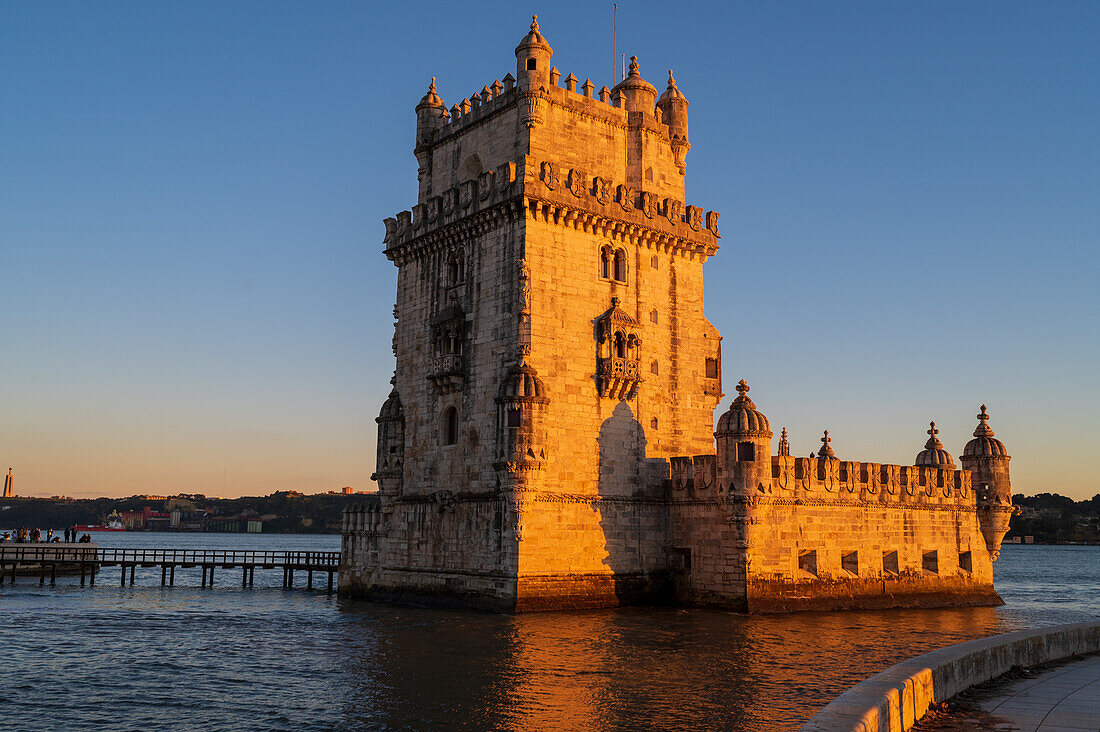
[670,453,977,507]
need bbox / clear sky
[1,2,1097,500]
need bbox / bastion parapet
[340,18,1014,613]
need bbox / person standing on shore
[46,529,53,542]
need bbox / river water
[0,535,1096,731]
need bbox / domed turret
[716,380,774,495]
[515,15,553,90]
[915,421,955,468]
[656,70,690,174]
[963,405,1008,458]
[373,385,405,492]
[495,361,550,473]
[378,387,404,423]
[611,56,658,114]
[716,379,771,437]
[959,405,1014,561]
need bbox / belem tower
[340,18,1016,613]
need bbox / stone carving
[706,210,720,237]
[567,168,587,198]
[478,171,494,201]
[540,161,559,190]
[686,205,702,231]
[442,187,457,215]
[496,162,515,191]
[594,176,612,205]
[664,197,683,225]
[426,196,441,223]
[459,179,476,208]
[617,184,635,212]
[639,191,656,218]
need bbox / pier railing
[0,544,341,590]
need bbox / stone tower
[960,405,1015,560]
[347,17,723,610]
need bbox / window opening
[442,407,459,446]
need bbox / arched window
[446,250,465,285]
[614,332,626,358]
[599,246,612,279]
[613,249,627,282]
[441,406,459,446]
[650,309,659,324]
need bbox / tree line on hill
[1007,493,1100,545]
[0,491,366,534]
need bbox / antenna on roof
[612,3,617,83]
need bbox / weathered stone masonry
[340,18,1016,613]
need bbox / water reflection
[2,541,1095,731]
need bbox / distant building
[3,467,12,498]
[342,486,354,495]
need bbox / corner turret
[716,379,773,495]
[372,383,405,497]
[414,78,447,197]
[656,70,690,174]
[515,15,553,90]
[959,405,1015,560]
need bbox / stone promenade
[968,653,1100,731]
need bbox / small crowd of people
[2,527,92,543]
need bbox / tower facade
[342,18,722,610]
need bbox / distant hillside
[0,491,372,534]
[1007,493,1100,544]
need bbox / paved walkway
[975,653,1100,731]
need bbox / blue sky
[1,1,1097,499]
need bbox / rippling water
[1,536,1096,731]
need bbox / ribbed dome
[416,77,444,110]
[963,405,1008,458]
[377,388,403,423]
[496,361,549,404]
[657,70,687,104]
[915,421,955,468]
[716,379,771,436]
[515,15,552,56]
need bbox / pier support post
[288,568,294,588]
[328,571,333,592]
[50,564,56,586]
[242,567,248,587]
[308,569,313,590]
[121,565,126,587]
[169,566,175,586]
[161,565,167,586]
[80,564,86,587]
[130,564,135,586]
[249,566,254,587]
[89,565,95,586]
[208,565,214,587]
[201,566,207,587]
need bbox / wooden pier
[0,544,340,591]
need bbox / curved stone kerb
[800,621,1100,732]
